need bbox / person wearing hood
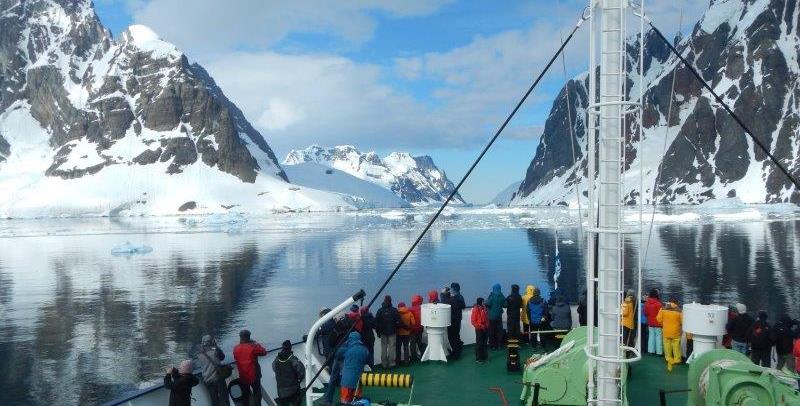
[322,332,348,406]
[747,310,773,367]
[644,288,663,355]
[359,306,376,368]
[164,360,199,406]
[527,287,549,350]
[656,299,683,372]
[428,289,439,304]
[233,329,268,405]
[486,284,506,350]
[449,282,467,358]
[338,332,370,404]
[196,335,227,406]
[726,303,754,355]
[375,295,401,369]
[506,284,523,340]
[471,297,490,362]
[347,304,364,333]
[397,302,416,365]
[549,294,572,332]
[410,295,424,361]
[773,315,799,370]
[272,340,305,406]
[621,294,636,351]
[521,285,536,341]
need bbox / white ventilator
[420,303,451,362]
[683,303,728,363]
[584,0,646,405]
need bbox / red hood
[412,295,423,307]
[428,290,439,303]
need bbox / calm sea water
[1,207,799,405]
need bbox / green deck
[321,346,690,405]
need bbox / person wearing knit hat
[375,294,400,368]
[656,299,683,372]
[233,329,268,406]
[273,339,305,406]
[448,281,466,359]
[726,303,755,355]
[164,359,199,406]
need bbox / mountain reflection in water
[0,216,798,405]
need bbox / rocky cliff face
[0,0,343,217]
[284,145,466,205]
[514,0,800,206]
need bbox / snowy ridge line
[284,145,466,206]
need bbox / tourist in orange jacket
[397,302,416,365]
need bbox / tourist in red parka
[410,295,424,361]
[471,297,490,362]
[643,288,663,355]
[792,336,800,374]
[428,290,439,304]
[233,329,268,406]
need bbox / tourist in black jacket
[726,303,754,355]
[164,360,199,406]
[505,284,523,340]
[449,283,467,358]
[747,311,773,367]
[272,340,305,406]
[375,295,401,368]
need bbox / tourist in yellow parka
[656,299,683,371]
[621,295,636,350]
[521,285,536,341]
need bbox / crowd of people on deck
[636,288,800,375]
[159,282,800,406]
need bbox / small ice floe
[561,239,575,245]
[111,242,153,256]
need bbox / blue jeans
[647,327,663,355]
[732,340,748,355]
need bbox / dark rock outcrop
[515,0,800,205]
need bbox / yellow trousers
[663,337,681,365]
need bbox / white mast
[585,0,644,405]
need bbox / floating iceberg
[111,242,153,256]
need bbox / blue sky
[94,0,703,203]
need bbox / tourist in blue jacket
[338,332,370,404]
[486,283,506,350]
[527,288,549,350]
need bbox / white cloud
[257,99,305,131]
[127,0,709,158]
[128,0,454,57]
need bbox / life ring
[227,378,244,402]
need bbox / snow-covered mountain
[283,162,410,208]
[0,0,353,217]
[491,180,523,207]
[284,145,466,205]
[513,0,800,206]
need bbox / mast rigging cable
[647,19,800,195]
[301,12,589,395]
